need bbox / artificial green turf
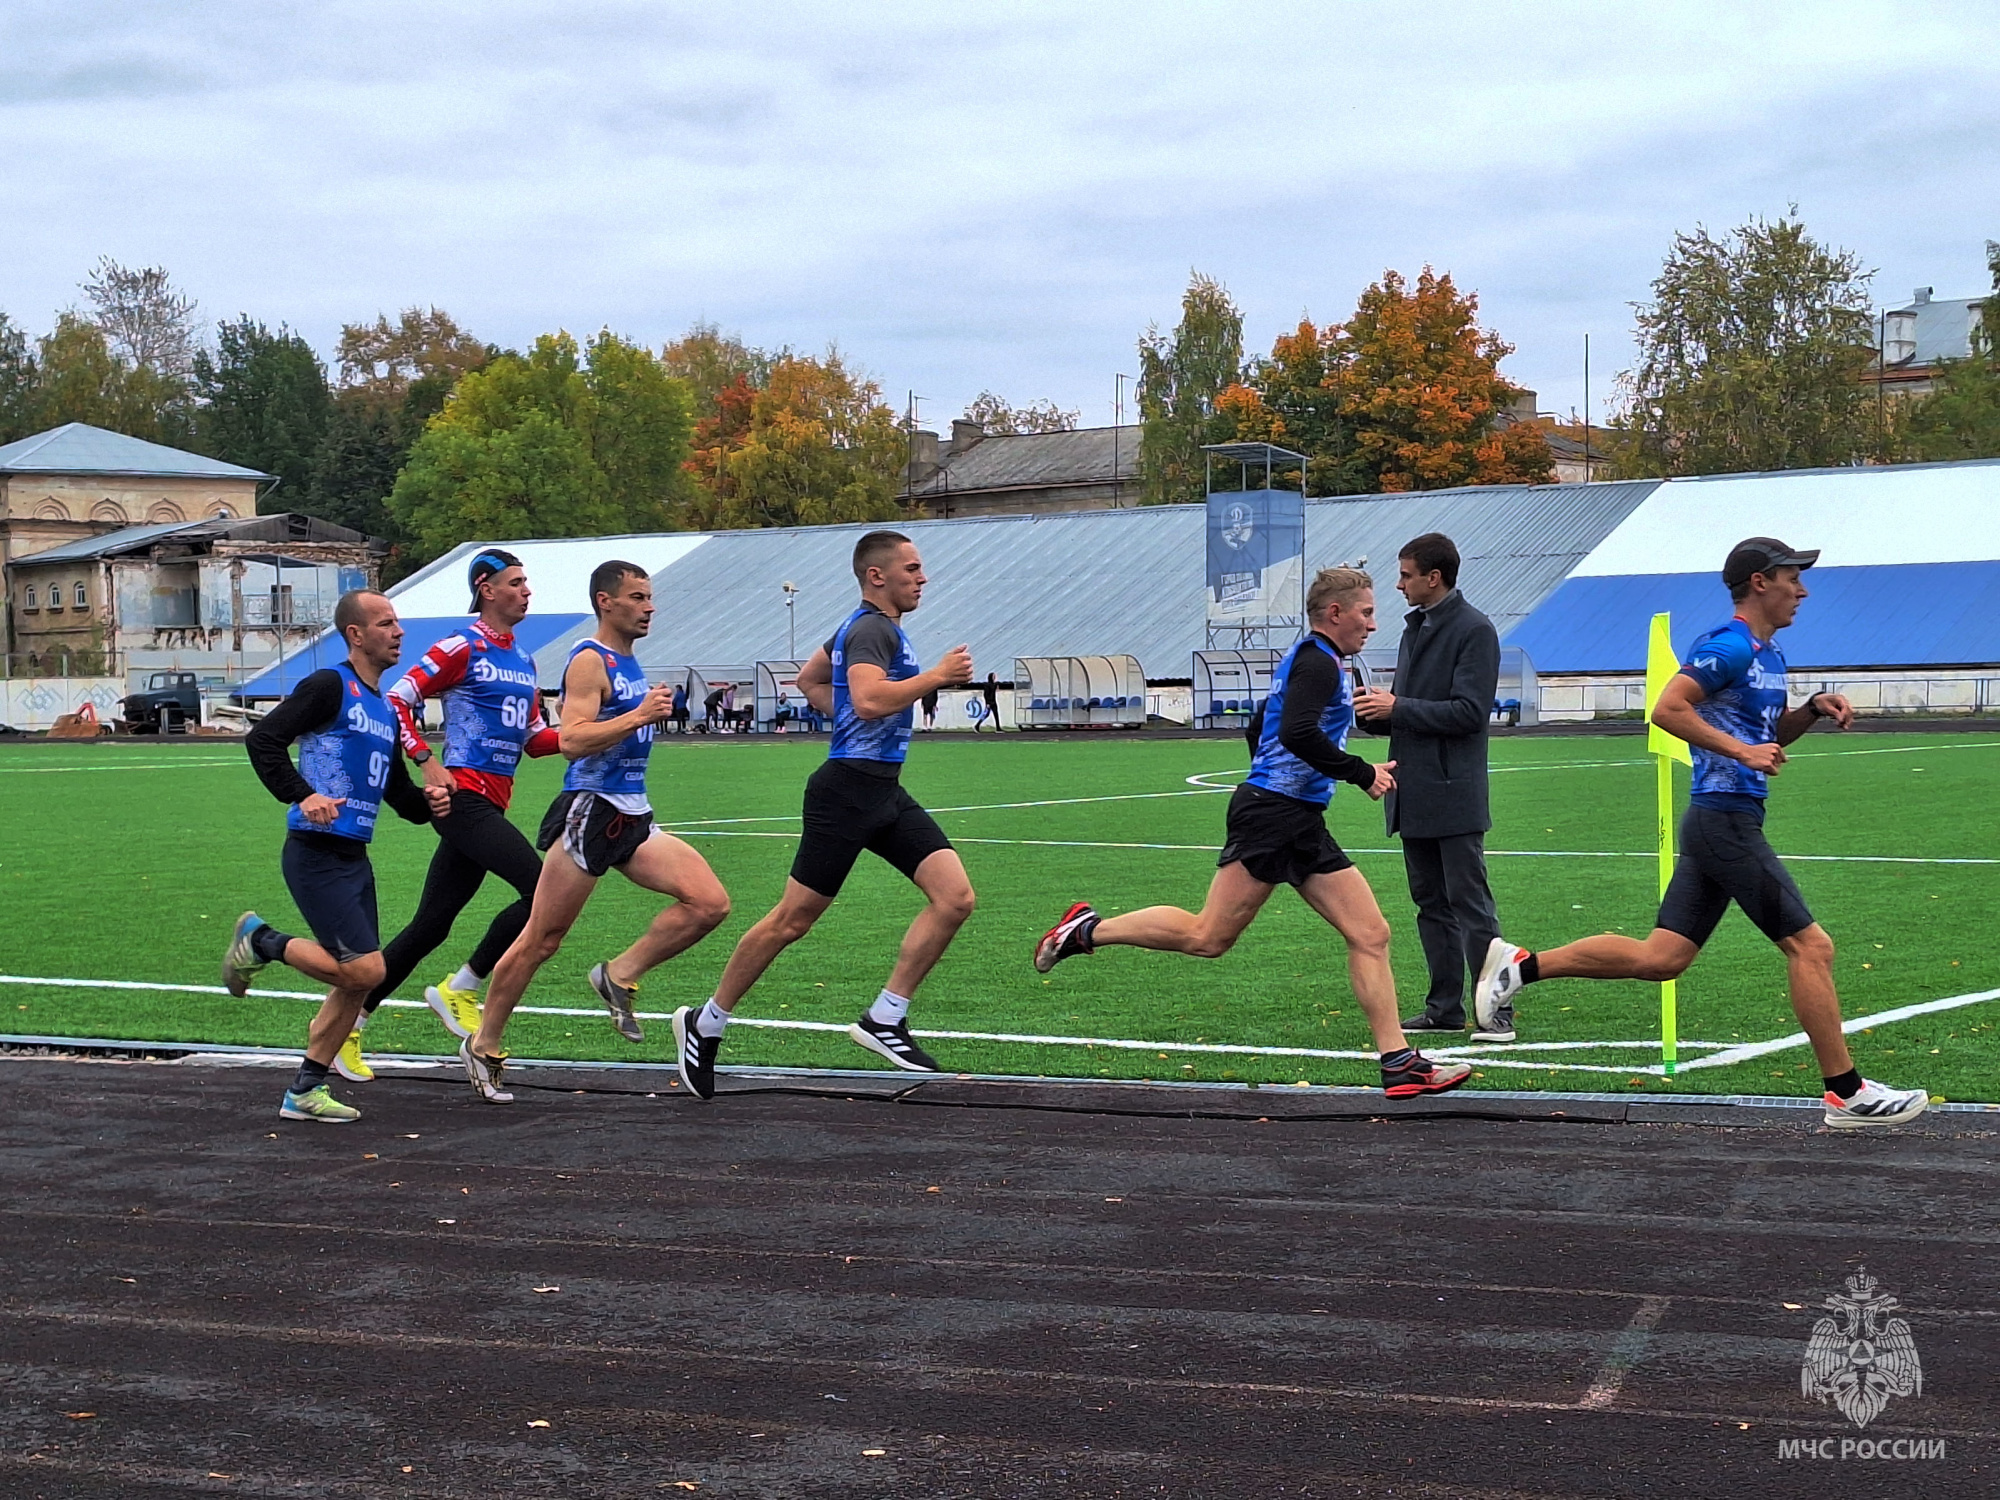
[2,730,1995,1099]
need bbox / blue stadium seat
[1087,697,1102,710]
[1209,700,1225,716]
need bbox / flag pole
[1656,750,1678,1076]
[1643,612,1691,1078]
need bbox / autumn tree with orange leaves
[1224,268,1552,494]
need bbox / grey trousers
[1402,832,1502,1026]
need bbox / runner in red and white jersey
[333,549,561,1082]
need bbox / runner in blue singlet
[458,560,731,1104]
[222,590,452,1123]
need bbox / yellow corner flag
[1644,612,1692,767]
[1643,612,1687,1075]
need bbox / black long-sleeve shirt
[245,668,432,827]
[1246,636,1378,791]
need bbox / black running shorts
[536,789,656,878]
[790,759,953,898]
[1217,783,1354,887]
[1656,801,1814,946]
[281,833,381,963]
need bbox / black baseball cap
[1722,537,1819,590]
[467,548,522,610]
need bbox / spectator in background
[722,681,738,732]
[671,682,690,734]
[703,683,726,733]
[921,686,939,731]
[774,691,794,732]
[1354,532,1508,1041]
[978,671,1003,731]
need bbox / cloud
[2,1,1997,426]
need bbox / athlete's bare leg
[711,879,836,1011]
[1534,927,1700,984]
[473,852,596,1055]
[1778,923,1854,1076]
[1296,866,1406,1053]
[882,848,975,998]
[603,834,732,987]
[300,952,386,1067]
[1088,859,1274,959]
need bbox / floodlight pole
[781,581,799,659]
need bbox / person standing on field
[978,671,1003,731]
[1353,532,1509,1041]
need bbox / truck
[121,671,201,734]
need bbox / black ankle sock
[1380,1047,1416,1070]
[1080,915,1101,950]
[291,1058,331,1095]
[1519,952,1540,985]
[1823,1068,1862,1100]
[250,924,293,964]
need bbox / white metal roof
[1569,459,2000,576]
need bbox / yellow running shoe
[424,977,483,1040]
[333,1025,374,1083]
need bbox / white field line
[0,759,243,774]
[664,826,2000,866]
[1673,986,2000,1074]
[3,973,1990,1078]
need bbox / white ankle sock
[451,965,482,993]
[696,999,730,1038]
[867,989,910,1026]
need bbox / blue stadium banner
[1206,488,1305,627]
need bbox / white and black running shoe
[672,1005,720,1101]
[1823,1079,1928,1129]
[1474,937,1530,1033]
[1034,901,1100,973]
[589,962,645,1043]
[849,1014,941,1073]
[459,1037,514,1105]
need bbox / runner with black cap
[1475,537,1930,1128]
[327,548,563,1082]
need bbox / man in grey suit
[1354,532,1512,1040]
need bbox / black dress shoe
[1401,1013,1467,1032]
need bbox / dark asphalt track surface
[1,1057,1994,1499]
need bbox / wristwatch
[1805,695,1830,719]
[411,748,433,764]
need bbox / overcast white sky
[5,1,1998,429]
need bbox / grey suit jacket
[1373,589,1500,839]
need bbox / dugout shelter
[1193,649,1278,729]
[1012,655,1146,729]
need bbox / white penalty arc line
[2,974,1994,1077]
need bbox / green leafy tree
[29,313,192,443]
[1137,273,1245,504]
[1897,240,2000,462]
[388,331,693,560]
[0,311,36,444]
[195,318,333,505]
[300,306,494,556]
[1618,212,1877,475]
